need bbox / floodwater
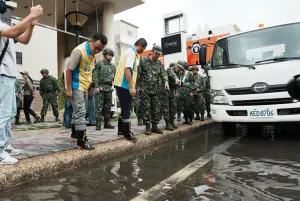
[2,124,300,201]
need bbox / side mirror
[199,44,207,66]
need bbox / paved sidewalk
[11,118,190,160]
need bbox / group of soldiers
[133,45,211,135]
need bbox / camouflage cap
[177,60,187,69]
[169,62,177,68]
[191,66,199,71]
[152,44,163,54]
[103,48,114,56]
[40,69,49,74]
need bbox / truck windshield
[212,23,300,68]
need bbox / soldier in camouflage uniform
[14,79,22,125]
[161,62,183,131]
[178,61,195,125]
[39,69,61,122]
[137,45,169,135]
[203,76,211,118]
[93,48,116,130]
[191,66,205,121]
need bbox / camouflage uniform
[203,76,211,117]
[191,67,206,121]
[39,74,60,119]
[180,66,195,124]
[137,55,168,134]
[161,64,182,130]
[14,79,22,125]
[93,58,116,130]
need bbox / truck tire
[222,122,236,136]
[247,124,262,137]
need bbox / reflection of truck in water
[199,22,300,136]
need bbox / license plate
[248,108,274,118]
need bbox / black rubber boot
[55,116,60,121]
[201,113,205,121]
[188,117,193,125]
[165,120,174,131]
[151,123,163,134]
[15,118,21,125]
[104,119,115,129]
[207,113,212,119]
[40,115,45,122]
[137,118,143,126]
[177,112,181,122]
[123,122,137,143]
[145,123,151,135]
[96,118,101,130]
[118,118,122,135]
[71,125,78,139]
[170,119,178,129]
[195,113,200,120]
[77,131,95,150]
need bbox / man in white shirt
[0,1,43,165]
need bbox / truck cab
[199,22,300,136]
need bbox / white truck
[199,22,300,136]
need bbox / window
[16,52,22,65]
[127,30,132,36]
[165,14,184,35]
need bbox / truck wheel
[222,122,236,136]
[247,124,262,137]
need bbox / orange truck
[140,33,230,66]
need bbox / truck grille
[232,98,293,106]
[225,84,287,95]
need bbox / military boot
[104,119,115,129]
[184,117,189,125]
[71,125,78,139]
[151,123,163,134]
[96,118,101,130]
[201,113,205,121]
[55,116,60,121]
[34,116,41,123]
[137,118,143,126]
[207,113,212,119]
[40,115,45,122]
[195,113,200,120]
[123,122,137,143]
[117,118,122,135]
[15,118,21,125]
[165,120,174,131]
[77,131,95,150]
[170,119,178,129]
[145,123,152,135]
[188,117,193,125]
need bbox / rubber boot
[137,118,143,126]
[177,112,181,122]
[77,131,95,150]
[117,118,122,135]
[188,117,193,125]
[184,117,189,125]
[123,122,137,143]
[207,113,212,119]
[195,113,200,120]
[55,116,60,121]
[15,118,21,125]
[40,115,45,122]
[151,123,163,134]
[104,119,115,129]
[96,118,101,130]
[165,120,174,131]
[170,119,178,129]
[71,125,78,139]
[145,123,152,135]
[201,113,205,121]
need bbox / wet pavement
[2,124,300,201]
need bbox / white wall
[13,19,58,80]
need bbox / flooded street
[1,124,300,201]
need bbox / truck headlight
[211,90,229,105]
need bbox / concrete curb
[0,120,215,191]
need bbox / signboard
[161,34,182,55]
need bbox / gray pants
[71,90,88,130]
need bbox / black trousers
[116,86,132,120]
[23,95,38,121]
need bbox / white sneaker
[0,151,18,165]
[5,145,22,156]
